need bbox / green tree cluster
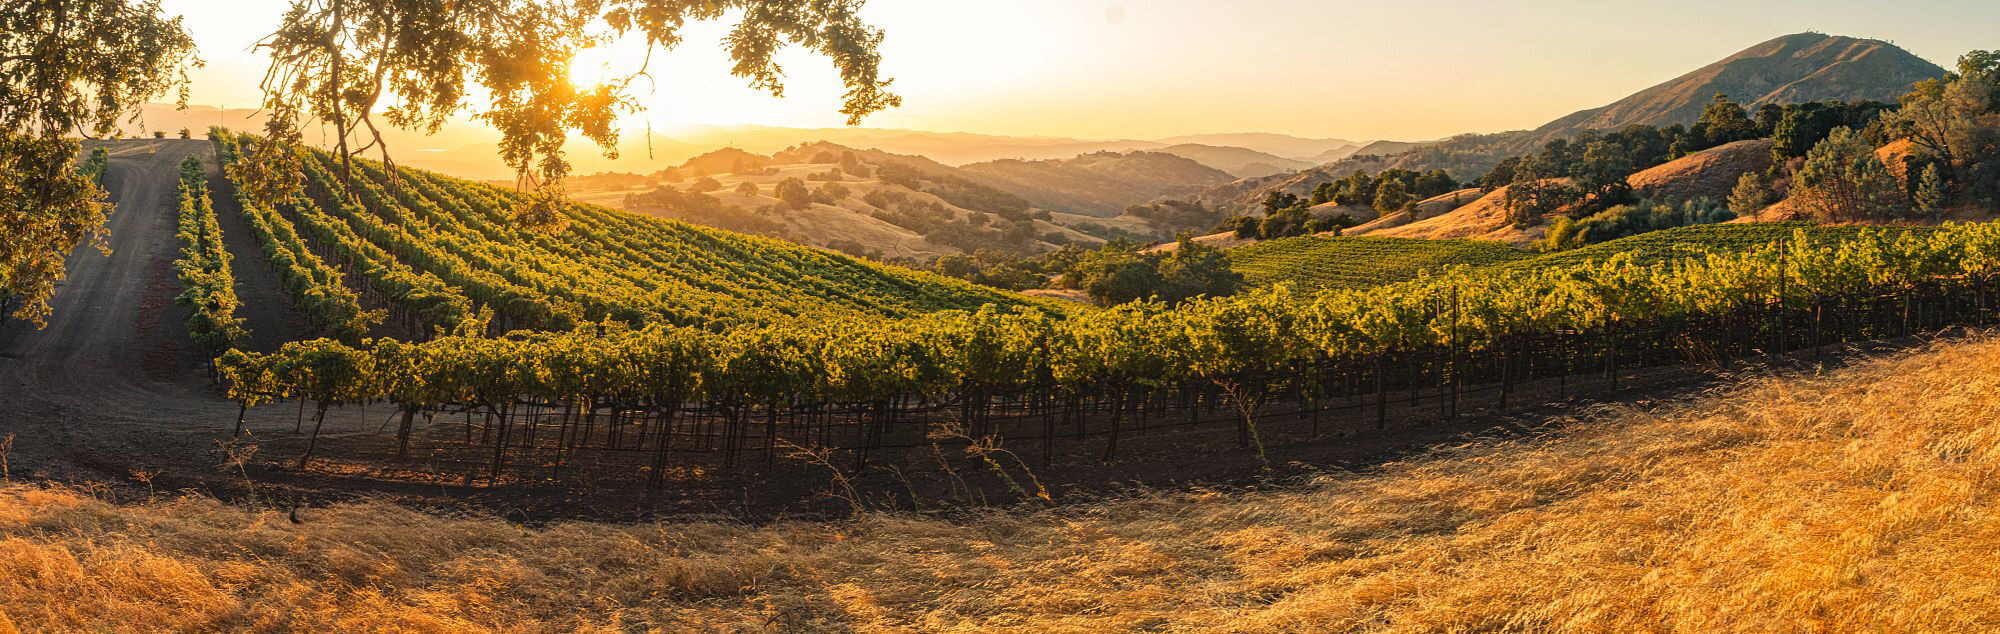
[1535,198,1734,252]
[1064,239,1243,306]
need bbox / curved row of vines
[171,155,246,367]
[208,128,1023,338]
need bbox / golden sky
[162,0,1988,143]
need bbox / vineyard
[208,129,1024,338]
[1227,224,1946,296]
[1227,234,1530,293]
[210,207,2000,492]
[1501,223,1940,272]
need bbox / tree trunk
[297,401,330,469]
[396,407,415,457]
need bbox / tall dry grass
[7,337,2000,632]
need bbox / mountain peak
[1535,33,1944,139]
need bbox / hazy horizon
[159,0,1997,146]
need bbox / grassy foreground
[8,338,2000,631]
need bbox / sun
[566,41,624,92]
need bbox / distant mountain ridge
[1535,33,1944,140]
[1174,32,1949,216]
[1154,133,1358,160]
[1154,144,1316,178]
[960,151,1237,216]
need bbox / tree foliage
[1790,127,1902,221]
[1696,94,1759,146]
[1065,239,1242,306]
[1727,172,1775,216]
[1535,198,1734,252]
[249,0,900,227]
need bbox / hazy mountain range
[121,31,1951,245]
[1177,32,1948,214]
[122,104,1360,179]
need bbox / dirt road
[0,140,333,486]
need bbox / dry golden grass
[8,337,2000,631]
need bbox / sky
[160,0,1999,143]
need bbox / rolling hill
[571,141,1103,260]
[959,150,1237,216]
[1305,144,1363,164]
[1345,139,1425,159]
[1155,143,1315,178]
[1154,132,1357,159]
[1348,140,1778,246]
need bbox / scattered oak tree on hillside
[1878,51,2000,210]
[0,0,199,327]
[774,177,811,210]
[1914,164,1949,217]
[1697,94,1760,147]
[1728,172,1777,216]
[1371,177,1411,213]
[247,0,900,228]
[1790,127,1902,221]
[1065,239,1242,306]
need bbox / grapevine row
[315,144,1021,328]
[286,146,474,334]
[170,155,245,364]
[209,129,379,340]
[218,223,2000,477]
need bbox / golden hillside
[7,335,2000,630]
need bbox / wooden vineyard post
[1448,290,1460,421]
[1103,387,1124,461]
[1812,295,1825,367]
[1374,354,1388,431]
[396,407,415,457]
[1605,321,1619,393]
[1903,289,1913,337]
[1774,237,1788,355]
[1043,386,1058,467]
[489,402,511,482]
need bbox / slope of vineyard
[1226,234,1531,294]
[209,130,1027,333]
[1500,223,1939,272]
[10,335,2000,630]
[1227,223,1945,295]
[212,219,2000,496]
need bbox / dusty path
[0,140,345,485]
